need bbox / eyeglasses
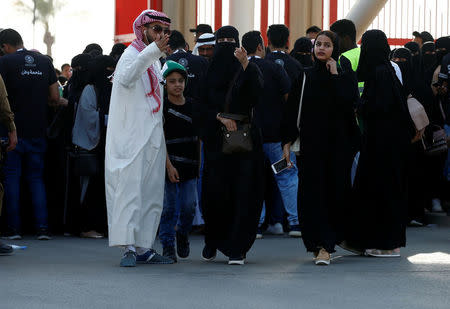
[150,25,171,35]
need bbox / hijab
[207,26,241,90]
[435,36,450,64]
[392,48,413,96]
[357,30,391,82]
[290,37,314,68]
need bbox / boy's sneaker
[176,232,190,258]
[201,245,217,261]
[256,227,263,239]
[288,225,302,237]
[2,229,22,240]
[0,241,13,256]
[120,250,137,267]
[162,246,177,263]
[136,249,174,264]
[37,229,52,240]
[228,255,245,265]
[266,223,284,235]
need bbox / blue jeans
[159,178,198,248]
[4,138,48,231]
[259,142,299,226]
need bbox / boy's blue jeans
[159,178,198,248]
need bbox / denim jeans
[4,138,48,231]
[159,178,198,248]
[259,142,299,226]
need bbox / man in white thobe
[105,9,174,267]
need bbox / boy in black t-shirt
[159,61,199,262]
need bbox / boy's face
[166,71,185,96]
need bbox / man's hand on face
[155,33,170,52]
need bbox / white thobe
[105,42,166,248]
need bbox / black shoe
[163,246,177,263]
[0,241,13,256]
[36,228,52,240]
[201,245,217,261]
[228,255,245,265]
[2,229,22,240]
[176,232,190,258]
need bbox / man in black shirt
[0,29,63,240]
[166,30,209,100]
[265,24,304,87]
[243,31,301,238]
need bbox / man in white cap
[192,33,215,61]
[105,9,174,267]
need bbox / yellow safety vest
[339,47,364,96]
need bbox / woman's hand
[167,163,180,183]
[411,130,424,144]
[282,143,294,169]
[234,47,249,70]
[217,115,237,132]
[326,58,338,75]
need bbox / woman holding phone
[282,30,359,265]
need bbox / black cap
[190,24,213,34]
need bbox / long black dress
[283,59,359,253]
[199,62,264,258]
[348,63,416,250]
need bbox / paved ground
[1,227,450,309]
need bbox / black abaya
[283,58,359,253]
[199,61,264,258]
[349,63,416,250]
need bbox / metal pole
[345,0,389,41]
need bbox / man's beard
[145,32,154,45]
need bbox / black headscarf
[207,26,241,89]
[435,36,450,64]
[404,41,422,77]
[421,41,437,82]
[357,30,391,82]
[290,37,314,68]
[89,55,116,119]
[110,43,127,61]
[392,48,413,96]
[69,54,92,102]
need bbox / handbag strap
[224,68,242,113]
[296,72,306,130]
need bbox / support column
[228,0,255,38]
[288,0,322,49]
[162,0,197,51]
[345,0,388,41]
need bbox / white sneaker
[431,199,444,212]
[266,223,284,235]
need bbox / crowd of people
[0,9,449,266]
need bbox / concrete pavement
[1,227,449,309]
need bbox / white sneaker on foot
[432,199,444,212]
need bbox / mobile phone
[271,158,289,174]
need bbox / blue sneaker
[136,249,174,264]
[120,250,136,267]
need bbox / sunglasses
[150,25,171,35]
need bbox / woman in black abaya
[198,26,264,265]
[282,30,359,265]
[347,30,416,257]
[290,37,314,69]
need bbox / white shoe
[409,220,424,227]
[431,199,444,212]
[266,223,284,235]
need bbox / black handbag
[220,70,253,154]
[69,148,99,177]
